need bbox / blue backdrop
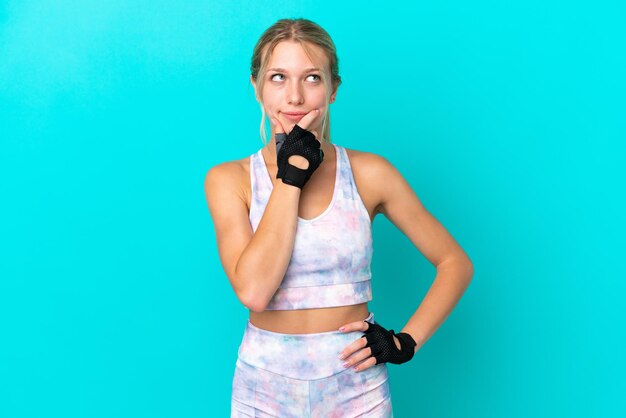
[1,0,624,417]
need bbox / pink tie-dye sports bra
[248,143,374,310]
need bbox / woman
[205,18,474,417]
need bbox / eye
[269,73,321,82]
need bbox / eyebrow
[267,67,321,73]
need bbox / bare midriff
[249,302,370,334]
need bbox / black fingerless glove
[276,124,324,189]
[362,321,417,365]
[274,132,286,156]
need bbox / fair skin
[204,40,474,373]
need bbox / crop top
[248,143,374,310]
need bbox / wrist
[279,163,309,189]
[274,180,303,194]
[399,329,423,352]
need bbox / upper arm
[365,154,472,270]
[204,162,253,298]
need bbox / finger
[274,112,295,136]
[271,116,285,135]
[277,109,320,137]
[295,108,320,134]
[342,345,372,369]
[338,336,368,360]
[353,356,378,373]
[338,319,370,333]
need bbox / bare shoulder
[344,147,395,176]
[204,156,252,210]
[204,157,247,183]
[343,147,398,219]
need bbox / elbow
[232,268,278,312]
[440,254,474,283]
[464,258,475,282]
[456,250,475,282]
[233,263,269,312]
[238,288,268,313]
[244,300,268,313]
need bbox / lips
[282,112,306,121]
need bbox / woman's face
[252,40,336,134]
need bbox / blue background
[1,0,624,417]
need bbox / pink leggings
[231,311,393,417]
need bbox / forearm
[236,181,301,310]
[400,257,474,352]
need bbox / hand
[271,110,324,189]
[272,109,321,170]
[338,319,417,373]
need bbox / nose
[287,80,304,105]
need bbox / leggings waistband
[237,312,376,380]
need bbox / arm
[336,152,475,371]
[204,162,301,312]
[205,111,323,311]
[370,154,474,351]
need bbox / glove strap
[395,331,417,354]
[281,164,308,189]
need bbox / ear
[329,84,338,103]
[250,75,260,101]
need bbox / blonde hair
[250,18,342,145]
